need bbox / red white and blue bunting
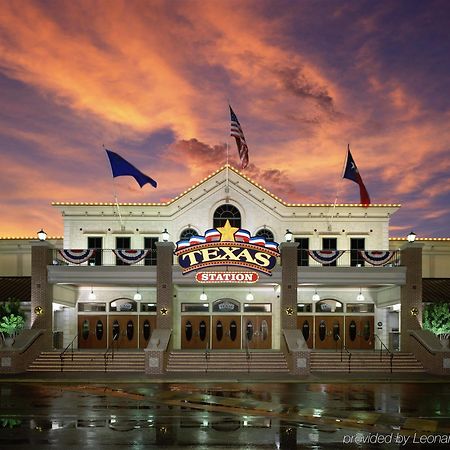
[113,249,149,264]
[59,249,95,264]
[359,250,395,266]
[308,250,344,265]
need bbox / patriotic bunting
[308,250,344,265]
[359,250,395,266]
[113,249,149,264]
[59,249,95,264]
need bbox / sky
[0,0,449,238]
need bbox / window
[115,237,131,266]
[213,204,241,228]
[87,236,103,266]
[180,228,198,240]
[322,237,337,266]
[297,303,313,313]
[315,299,343,313]
[351,238,365,267]
[255,228,274,241]
[144,237,158,266]
[295,238,309,266]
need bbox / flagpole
[328,145,348,230]
[103,144,124,230]
[225,143,229,193]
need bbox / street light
[37,229,47,241]
[407,231,416,243]
[312,290,320,302]
[285,229,293,242]
[133,289,142,301]
[199,289,207,301]
[246,290,254,301]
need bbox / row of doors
[77,315,156,349]
[298,315,374,349]
[181,315,271,350]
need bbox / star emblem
[217,220,238,242]
[160,307,168,316]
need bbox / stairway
[310,351,426,373]
[166,350,289,373]
[27,350,145,373]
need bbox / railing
[204,341,210,373]
[336,334,351,373]
[104,334,119,372]
[244,337,251,373]
[60,334,78,372]
[374,334,394,373]
[296,249,401,267]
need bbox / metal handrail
[374,334,394,373]
[204,341,209,373]
[336,334,351,373]
[104,334,119,372]
[60,334,78,372]
[244,337,251,373]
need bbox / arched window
[179,228,197,240]
[255,228,274,241]
[213,204,241,228]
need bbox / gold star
[217,220,238,242]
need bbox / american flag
[229,105,249,169]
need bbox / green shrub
[423,303,450,338]
[0,314,25,339]
[0,298,25,321]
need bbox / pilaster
[156,242,175,329]
[280,242,299,330]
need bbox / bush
[423,303,450,338]
[0,314,25,339]
[0,298,25,321]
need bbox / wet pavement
[0,381,449,449]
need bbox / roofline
[52,164,401,208]
[0,236,63,240]
[390,237,450,241]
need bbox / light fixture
[162,228,170,242]
[407,231,416,243]
[199,288,207,301]
[133,289,142,301]
[246,290,254,301]
[88,288,96,301]
[312,290,320,302]
[37,229,47,241]
[357,288,365,301]
[285,229,293,242]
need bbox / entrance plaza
[1,376,449,449]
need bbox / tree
[423,303,450,339]
[0,298,25,321]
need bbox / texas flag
[342,145,371,206]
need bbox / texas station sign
[175,221,280,276]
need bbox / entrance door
[314,316,344,350]
[243,316,272,349]
[297,316,314,348]
[139,315,157,349]
[181,315,210,349]
[108,315,138,349]
[346,316,374,350]
[78,315,107,349]
[212,316,241,349]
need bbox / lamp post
[162,228,170,242]
[407,231,416,243]
[285,229,293,242]
[37,229,47,241]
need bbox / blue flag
[105,149,157,188]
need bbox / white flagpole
[226,142,229,193]
[104,144,124,230]
[328,146,348,230]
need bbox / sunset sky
[0,0,449,238]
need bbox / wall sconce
[88,288,96,301]
[407,231,416,243]
[199,289,208,301]
[285,229,293,242]
[356,288,365,301]
[312,290,320,302]
[133,289,142,301]
[37,229,47,241]
[162,228,170,242]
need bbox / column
[31,241,54,349]
[400,242,423,352]
[280,242,299,330]
[156,242,174,329]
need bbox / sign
[175,221,280,275]
[195,271,259,283]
